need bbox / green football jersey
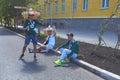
[23,19,41,35]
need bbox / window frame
[101,0,109,9]
[62,0,65,12]
[55,1,59,13]
[48,4,51,14]
[72,0,77,12]
[82,0,88,11]
[44,5,46,14]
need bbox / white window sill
[100,7,109,9]
[82,9,87,11]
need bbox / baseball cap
[66,33,74,37]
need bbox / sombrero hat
[45,27,53,31]
[28,7,34,16]
[43,26,54,35]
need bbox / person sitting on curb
[54,33,79,66]
[28,25,56,53]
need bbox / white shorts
[45,44,54,52]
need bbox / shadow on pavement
[41,50,81,70]
[20,59,47,74]
[54,62,80,70]
[39,50,60,56]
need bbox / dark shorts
[25,35,37,45]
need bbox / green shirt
[23,19,41,35]
[58,39,79,56]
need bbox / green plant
[93,0,120,53]
[39,32,47,37]
[56,36,61,39]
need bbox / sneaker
[28,48,33,53]
[54,59,62,65]
[62,59,70,63]
[19,54,24,59]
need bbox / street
[0,27,104,80]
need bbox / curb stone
[73,59,120,80]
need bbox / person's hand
[26,26,29,31]
[55,48,61,54]
[23,26,28,31]
[55,48,59,52]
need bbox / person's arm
[71,42,79,53]
[52,25,56,36]
[22,20,28,31]
[55,41,69,54]
[35,19,42,26]
[68,41,79,57]
[43,41,48,45]
[42,35,49,45]
[57,41,69,50]
[35,19,42,35]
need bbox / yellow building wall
[38,0,120,18]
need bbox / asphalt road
[0,27,104,80]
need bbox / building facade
[38,0,120,31]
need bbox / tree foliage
[0,0,38,18]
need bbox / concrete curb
[73,59,120,80]
[5,27,120,80]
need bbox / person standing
[19,9,42,59]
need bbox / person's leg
[54,48,71,65]
[28,44,46,53]
[28,46,41,53]
[20,35,30,59]
[59,49,71,61]
[33,44,37,58]
[31,35,38,58]
[22,45,27,54]
[37,45,46,52]
[20,44,28,59]
[70,53,78,59]
[45,44,54,53]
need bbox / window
[56,2,58,13]
[48,4,51,14]
[101,0,109,9]
[82,0,88,11]
[72,0,77,12]
[44,0,48,2]
[62,0,65,12]
[44,5,46,14]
